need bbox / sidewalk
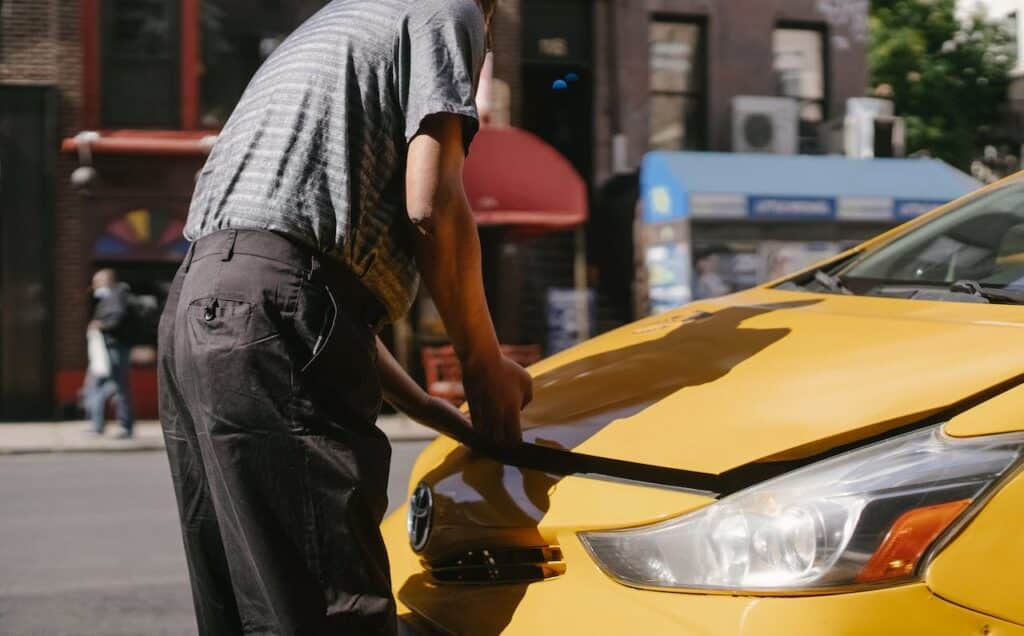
[0,415,438,456]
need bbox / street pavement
[0,415,435,455]
[0,442,430,635]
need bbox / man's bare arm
[375,336,472,442]
[406,114,532,445]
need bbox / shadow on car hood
[395,288,1024,607]
[506,288,1024,480]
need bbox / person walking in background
[694,247,731,300]
[85,269,135,438]
[158,0,531,634]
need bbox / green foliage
[869,0,1015,169]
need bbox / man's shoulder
[406,0,480,14]
[284,0,410,44]
[401,0,483,29]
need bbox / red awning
[62,127,589,231]
[463,126,587,230]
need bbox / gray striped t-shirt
[184,0,486,321]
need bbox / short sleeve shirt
[184,0,486,322]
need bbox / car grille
[424,546,566,584]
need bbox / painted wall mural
[93,208,189,262]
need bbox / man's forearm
[407,114,502,372]
[405,114,531,445]
[413,199,501,371]
[375,336,472,441]
[375,336,428,414]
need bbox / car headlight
[579,424,1024,593]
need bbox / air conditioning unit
[731,96,799,155]
[844,98,905,158]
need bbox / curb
[0,416,438,456]
[377,417,439,443]
[0,441,166,456]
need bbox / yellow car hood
[517,287,1024,476]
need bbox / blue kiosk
[639,152,981,313]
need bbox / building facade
[0,0,868,418]
[504,0,869,184]
[0,0,82,418]
[489,0,870,340]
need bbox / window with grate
[648,18,706,151]
[97,0,326,130]
[101,0,181,127]
[773,27,827,154]
[199,0,299,128]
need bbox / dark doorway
[0,86,57,420]
[520,0,593,181]
[521,64,593,180]
[496,1,593,352]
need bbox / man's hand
[462,355,532,446]
[87,320,102,332]
[407,113,533,447]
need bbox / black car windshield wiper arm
[950,280,1024,304]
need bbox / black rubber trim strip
[448,375,1024,497]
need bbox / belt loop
[221,229,238,262]
[182,243,196,273]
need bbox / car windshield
[839,180,1024,290]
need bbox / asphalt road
[0,441,430,635]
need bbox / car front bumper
[383,506,1022,635]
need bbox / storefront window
[200,0,291,128]
[773,27,827,153]
[101,0,181,127]
[648,19,705,151]
[98,0,324,130]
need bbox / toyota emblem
[407,482,433,553]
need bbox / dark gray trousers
[158,229,396,635]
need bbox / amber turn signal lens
[857,499,971,583]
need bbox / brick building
[1,0,330,418]
[0,0,868,418]
[0,0,82,418]
[482,0,870,342]
[491,0,868,178]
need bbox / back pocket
[186,297,296,432]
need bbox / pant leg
[111,344,135,433]
[174,241,396,636]
[85,374,108,433]
[88,375,119,433]
[159,265,245,636]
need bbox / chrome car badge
[407,482,433,553]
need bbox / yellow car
[385,175,1024,635]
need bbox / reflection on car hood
[408,287,1024,561]
[517,287,1024,475]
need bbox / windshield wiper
[950,280,1024,304]
[812,270,853,295]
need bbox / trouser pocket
[292,281,382,432]
[300,285,338,374]
[185,295,296,433]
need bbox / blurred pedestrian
[85,269,134,438]
[158,0,531,634]
[695,247,731,300]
